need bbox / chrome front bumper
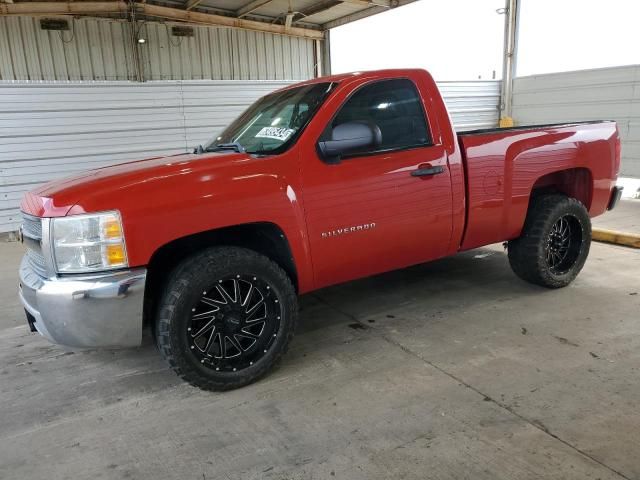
[18,255,147,348]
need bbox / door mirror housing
[317,121,382,163]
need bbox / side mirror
[317,121,382,163]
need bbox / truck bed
[457,120,620,251]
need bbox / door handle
[411,165,445,177]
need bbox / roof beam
[291,0,389,25]
[140,3,323,39]
[340,0,391,7]
[236,0,274,18]
[0,1,127,15]
[0,2,324,39]
[212,0,390,19]
[294,0,341,22]
[321,5,384,29]
[322,0,420,30]
[184,0,204,11]
[143,3,323,40]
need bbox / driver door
[300,77,453,288]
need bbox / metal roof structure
[0,0,419,39]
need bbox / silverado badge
[321,223,376,239]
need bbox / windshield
[205,82,336,155]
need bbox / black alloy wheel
[545,214,583,275]
[508,194,592,288]
[188,275,281,372]
[156,247,297,391]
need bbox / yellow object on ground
[592,228,640,248]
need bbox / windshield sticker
[255,127,295,141]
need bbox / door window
[325,78,431,156]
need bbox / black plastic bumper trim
[607,186,624,210]
[25,308,37,333]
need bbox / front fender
[69,154,314,292]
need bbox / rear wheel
[155,247,297,391]
[508,194,591,288]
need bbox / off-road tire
[508,194,591,288]
[155,246,297,391]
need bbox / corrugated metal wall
[0,17,316,81]
[0,80,293,232]
[0,17,136,81]
[512,65,640,178]
[438,81,500,131]
[0,79,500,233]
[140,24,315,81]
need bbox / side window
[330,78,431,155]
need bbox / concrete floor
[1,216,639,479]
[593,199,640,234]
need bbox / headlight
[52,211,128,273]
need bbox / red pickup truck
[19,69,622,390]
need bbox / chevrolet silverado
[19,69,623,390]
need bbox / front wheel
[155,247,297,391]
[508,194,591,288]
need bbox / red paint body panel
[297,70,456,288]
[20,69,621,294]
[458,121,619,250]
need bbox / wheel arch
[529,167,594,210]
[502,167,594,245]
[143,222,298,327]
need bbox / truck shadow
[125,245,546,383]
[136,245,533,346]
[296,245,542,335]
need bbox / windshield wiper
[203,142,246,153]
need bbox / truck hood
[21,151,250,217]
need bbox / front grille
[26,249,48,277]
[21,213,48,277]
[21,213,42,240]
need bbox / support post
[499,0,519,127]
[322,29,331,77]
[314,39,323,77]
